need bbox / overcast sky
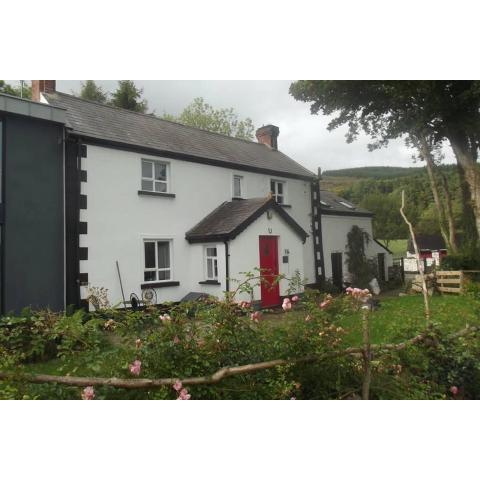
[54,80,454,173]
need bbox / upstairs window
[144,240,172,282]
[141,159,169,193]
[205,247,218,281]
[233,175,243,198]
[270,179,286,204]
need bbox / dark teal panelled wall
[3,115,64,313]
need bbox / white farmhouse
[28,81,392,310]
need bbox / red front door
[259,236,280,307]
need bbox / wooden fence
[436,270,464,294]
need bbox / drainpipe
[224,240,230,293]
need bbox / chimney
[31,80,56,102]
[256,124,280,150]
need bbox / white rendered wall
[321,214,393,284]
[81,145,314,306]
[228,209,305,303]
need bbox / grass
[263,294,480,347]
[378,239,408,258]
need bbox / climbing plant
[345,226,376,288]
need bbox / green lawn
[263,294,479,347]
[378,239,408,258]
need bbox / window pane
[206,247,217,257]
[157,242,170,268]
[158,270,171,280]
[155,163,167,181]
[142,161,153,178]
[233,176,241,197]
[142,179,153,191]
[207,258,213,278]
[214,259,218,278]
[270,180,275,193]
[155,181,167,193]
[144,242,156,268]
[277,195,284,204]
[277,182,283,194]
[144,270,156,282]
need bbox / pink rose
[290,396,296,400]
[177,388,191,400]
[450,386,459,396]
[320,300,331,309]
[129,359,141,376]
[282,298,292,311]
[160,314,171,323]
[81,386,95,400]
[173,379,183,392]
[291,295,299,303]
[250,311,262,322]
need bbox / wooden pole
[116,260,127,309]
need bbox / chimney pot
[32,80,56,102]
[256,124,280,150]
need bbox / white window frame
[270,179,287,205]
[232,174,244,199]
[143,239,173,283]
[141,159,170,193]
[204,246,219,281]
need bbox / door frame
[259,235,280,307]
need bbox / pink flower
[320,300,331,309]
[81,386,95,400]
[239,301,251,309]
[290,396,296,400]
[159,314,171,323]
[173,379,183,392]
[450,386,459,396]
[135,338,142,349]
[173,335,180,345]
[177,388,191,400]
[291,295,299,303]
[282,298,292,311]
[250,311,262,322]
[129,359,141,376]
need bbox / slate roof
[407,234,446,253]
[185,197,308,243]
[319,190,373,217]
[43,91,315,180]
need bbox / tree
[0,80,31,99]
[289,80,480,245]
[163,97,255,140]
[79,80,108,103]
[359,193,406,244]
[110,80,148,113]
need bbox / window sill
[141,281,180,289]
[198,280,221,285]
[138,190,176,198]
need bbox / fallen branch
[1,326,478,390]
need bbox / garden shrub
[1,275,480,400]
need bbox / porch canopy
[185,197,308,244]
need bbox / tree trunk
[438,168,458,253]
[449,135,480,243]
[419,137,452,252]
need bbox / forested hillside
[322,165,462,244]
